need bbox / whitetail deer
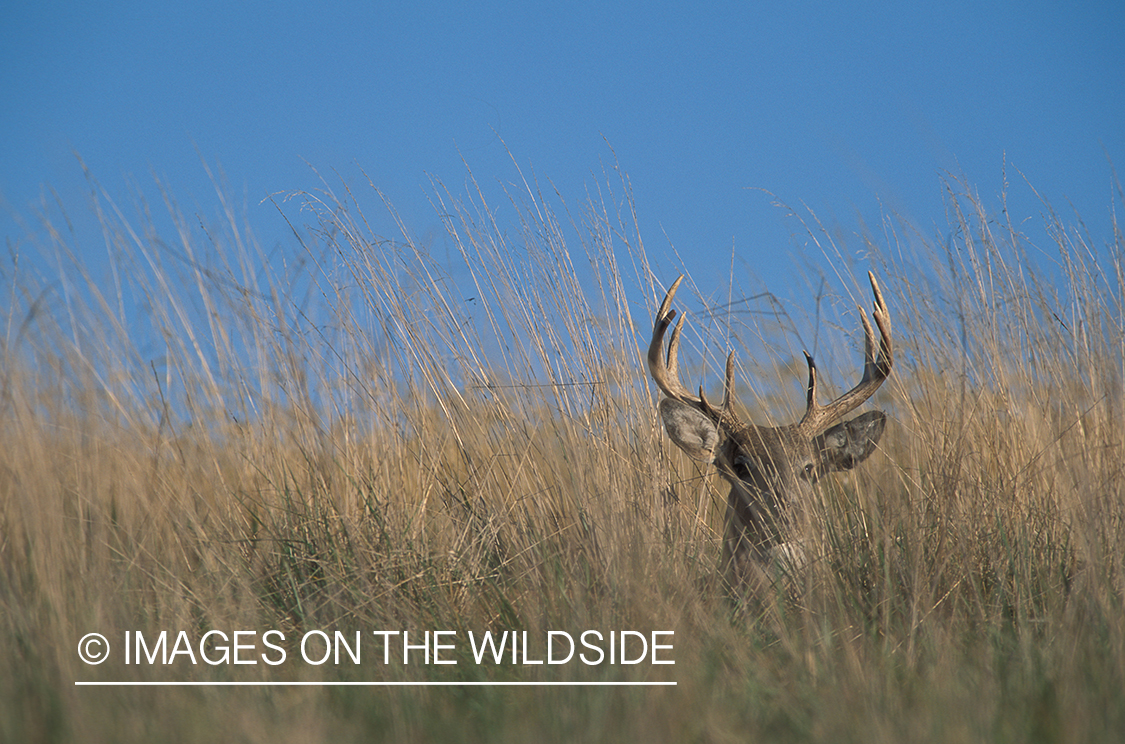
[648,273,892,589]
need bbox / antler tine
[648,275,699,402]
[802,350,818,413]
[869,272,893,376]
[723,351,735,411]
[798,271,893,434]
[665,311,686,386]
[698,350,741,426]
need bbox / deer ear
[658,398,720,462]
[816,410,886,472]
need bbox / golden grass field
[2,165,1122,742]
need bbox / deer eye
[801,462,816,481]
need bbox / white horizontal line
[75,681,676,687]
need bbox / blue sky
[2,1,1122,299]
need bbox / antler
[648,275,738,423]
[797,272,893,435]
[648,276,697,403]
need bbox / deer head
[648,273,893,588]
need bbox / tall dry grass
[1,163,1122,742]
